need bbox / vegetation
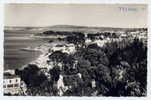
[65,38,146,96]
[16,34,147,96]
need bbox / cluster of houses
[85,29,147,47]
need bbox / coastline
[19,49,43,70]
[20,43,51,70]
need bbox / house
[3,71,27,95]
[85,39,92,45]
[120,34,127,38]
[51,44,66,52]
[4,74,21,95]
[51,43,76,54]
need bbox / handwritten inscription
[119,7,137,12]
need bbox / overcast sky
[4,4,147,28]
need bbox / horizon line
[4,24,148,29]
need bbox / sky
[4,4,147,28]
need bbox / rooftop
[4,73,20,79]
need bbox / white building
[3,70,27,95]
[51,44,76,54]
[4,75,22,95]
[85,39,92,45]
[86,39,109,47]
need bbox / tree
[48,51,68,62]
[77,59,91,69]
[96,64,111,85]
[49,66,61,82]
[83,47,109,66]
[66,32,85,49]
[17,64,47,87]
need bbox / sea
[4,30,46,70]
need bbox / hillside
[4,25,146,34]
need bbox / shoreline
[20,43,51,70]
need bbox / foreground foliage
[16,38,147,96]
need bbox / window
[9,80,11,83]
[16,79,18,82]
[7,84,13,88]
[3,85,6,88]
[14,84,19,87]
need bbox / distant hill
[44,25,139,32]
[4,25,147,34]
